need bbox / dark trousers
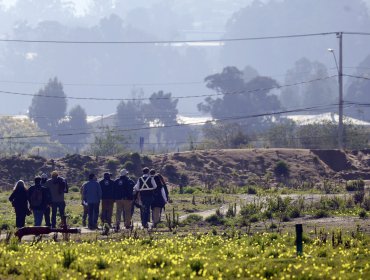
[82,205,88,226]
[15,209,26,228]
[140,196,153,228]
[44,207,51,226]
[88,202,100,229]
[51,202,66,228]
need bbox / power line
[0,75,337,102]
[344,74,370,81]
[0,32,336,45]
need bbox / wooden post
[296,224,303,256]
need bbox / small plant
[63,250,77,268]
[190,260,204,276]
[96,258,109,270]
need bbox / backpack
[30,187,43,208]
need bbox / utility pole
[337,32,344,150]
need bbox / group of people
[8,167,169,231]
[8,171,68,228]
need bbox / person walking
[82,173,102,230]
[28,176,52,226]
[9,180,30,228]
[99,172,115,227]
[41,173,51,227]
[114,169,135,230]
[134,167,157,229]
[80,183,88,227]
[150,169,169,227]
[45,171,69,228]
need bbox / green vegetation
[0,231,368,279]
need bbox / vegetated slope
[0,149,369,189]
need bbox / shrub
[314,209,330,219]
[274,161,290,178]
[205,214,225,226]
[358,209,368,219]
[362,196,370,211]
[164,164,179,182]
[106,159,119,173]
[353,191,365,204]
[183,186,199,194]
[123,161,135,172]
[346,180,365,192]
[247,186,257,194]
[181,214,203,225]
[70,186,79,193]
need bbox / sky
[1,0,90,15]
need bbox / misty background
[0,0,370,156]
[0,0,369,116]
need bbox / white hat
[120,169,129,176]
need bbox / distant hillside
[0,117,67,158]
[0,149,369,190]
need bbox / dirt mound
[311,150,354,172]
[0,149,369,189]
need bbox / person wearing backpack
[82,173,102,230]
[9,180,30,228]
[134,167,157,229]
[28,176,52,226]
[113,169,135,230]
[99,172,115,227]
[150,169,169,227]
[41,173,51,227]
[45,171,69,228]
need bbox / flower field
[0,231,368,279]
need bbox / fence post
[296,224,303,256]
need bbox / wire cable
[0,32,337,44]
[0,75,338,101]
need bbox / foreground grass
[0,231,368,279]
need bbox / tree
[267,120,297,148]
[145,91,180,146]
[198,66,281,131]
[89,128,127,156]
[59,105,90,149]
[345,55,370,120]
[280,58,337,110]
[29,77,67,134]
[116,89,149,150]
[202,121,249,149]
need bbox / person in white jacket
[134,167,157,228]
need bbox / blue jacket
[82,180,102,204]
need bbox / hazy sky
[2,0,90,15]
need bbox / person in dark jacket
[82,173,102,230]
[45,171,69,228]
[9,180,29,228]
[114,169,135,230]
[41,173,51,227]
[28,176,52,226]
[99,172,115,227]
[134,167,157,228]
[150,169,169,227]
